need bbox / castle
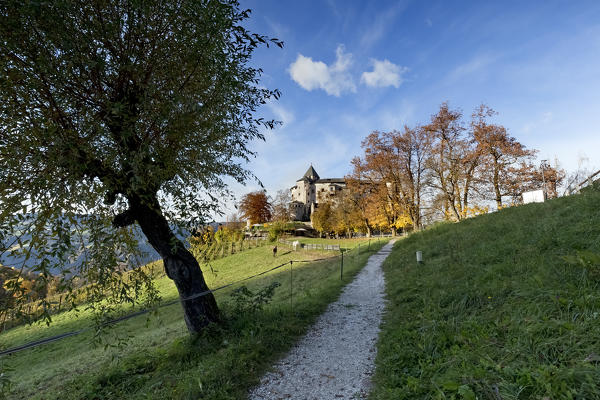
[290,166,346,221]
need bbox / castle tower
[290,165,346,221]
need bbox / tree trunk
[132,196,219,333]
[493,159,502,209]
[449,190,462,221]
[411,202,421,231]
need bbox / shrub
[229,282,281,314]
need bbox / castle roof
[316,178,345,184]
[300,165,320,181]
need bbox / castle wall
[315,182,344,202]
[291,180,307,204]
[290,201,308,220]
[289,167,347,221]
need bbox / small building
[290,166,346,221]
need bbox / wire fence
[1,237,271,331]
[0,240,385,357]
[277,239,341,251]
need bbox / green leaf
[442,381,461,391]
[458,385,476,400]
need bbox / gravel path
[249,240,395,400]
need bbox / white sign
[522,189,545,204]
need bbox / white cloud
[361,59,408,88]
[288,45,356,96]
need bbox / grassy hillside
[371,188,600,399]
[2,239,388,399]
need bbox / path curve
[249,240,395,400]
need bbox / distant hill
[0,217,225,276]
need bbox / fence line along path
[278,239,341,251]
[249,240,396,400]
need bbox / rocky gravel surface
[249,240,395,400]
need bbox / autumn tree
[472,104,536,208]
[311,201,334,236]
[348,102,545,226]
[239,191,272,225]
[391,126,432,230]
[348,127,432,233]
[364,186,394,233]
[352,133,404,235]
[457,139,483,218]
[272,189,292,222]
[346,159,376,236]
[527,160,566,199]
[329,190,362,237]
[425,103,481,221]
[0,1,282,332]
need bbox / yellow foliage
[393,214,413,228]
[365,201,387,228]
[443,209,455,221]
[189,226,215,246]
[365,200,412,230]
[465,205,489,218]
[498,201,520,211]
[4,276,34,297]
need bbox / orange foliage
[239,191,272,224]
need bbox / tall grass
[371,189,600,399]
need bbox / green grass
[2,238,388,399]
[371,189,600,399]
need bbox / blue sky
[223,0,600,215]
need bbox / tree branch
[112,209,136,228]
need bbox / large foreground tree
[0,0,281,333]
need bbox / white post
[416,251,423,264]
